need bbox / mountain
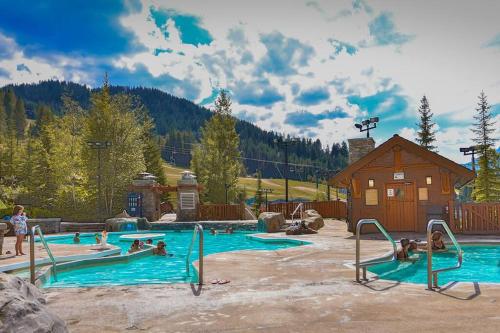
[1,80,348,180]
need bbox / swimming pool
[40,231,308,288]
[368,244,500,285]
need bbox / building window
[418,188,429,201]
[368,179,375,188]
[426,176,432,185]
[365,189,378,206]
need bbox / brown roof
[329,134,475,187]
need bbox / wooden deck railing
[198,203,245,221]
[267,200,347,219]
[449,201,500,234]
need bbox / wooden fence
[198,203,245,221]
[267,200,347,219]
[449,201,500,234]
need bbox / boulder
[105,218,138,232]
[303,209,324,231]
[257,212,285,233]
[285,221,318,235]
[114,210,131,218]
[0,273,68,333]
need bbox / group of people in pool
[397,230,446,260]
[128,238,170,256]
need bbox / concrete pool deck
[39,219,500,332]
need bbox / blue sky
[0,0,499,162]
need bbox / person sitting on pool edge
[153,241,167,256]
[128,239,141,253]
[73,232,80,244]
[397,238,411,260]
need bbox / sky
[0,0,499,163]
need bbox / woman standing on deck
[11,205,28,256]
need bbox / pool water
[368,245,500,284]
[42,231,306,288]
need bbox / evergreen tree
[3,88,16,118]
[416,95,437,151]
[83,76,146,217]
[471,91,500,202]
[14,98,27,142]
[191,90,242,203]
[254,170,263,215]
[32,105,55,136]
[0,91,6,134]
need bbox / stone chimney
[348,138,375,164]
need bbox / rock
[114,210,131,218]
[257,212,285,233]
[285,221,318,235]
[303,209,324,231]
[105,218,138,232]
[0,273,68,333]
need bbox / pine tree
[471,91,500,202]
[191,90,242,203]
[14,98,27,142]
[32,105,55,136]
[254,170,263,215]
[0,91,6,134]
[416,95,437,151]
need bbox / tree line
[416,93,499,202]
[0,77,165,219]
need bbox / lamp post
[259,188,273,210]
[459,146,479,173]
[354,117,379,138]
[274,138,299,202]
[87,141,112,218]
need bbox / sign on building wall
[393,172,405,180]
[387,188,395,197]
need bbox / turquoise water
[42,231,306,288]
[368,245,500,284]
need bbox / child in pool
[397,238,411,260]
[73,232,80,243]
[431,231,446,250]
[128,239,141,253]
[210,228,218,235]
[94,233,101,244]
[11,205,27,256]
[146,238,153,245]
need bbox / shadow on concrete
[357,277,401,291]
[436,281,481,300]
[190,283,203,296]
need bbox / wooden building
[329,134,474,233]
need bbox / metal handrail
[30,225,57,283]
[427,219,463,290]
[291,202,304,224]
[356,219,398,282]
[186,224,204,285]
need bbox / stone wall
[348,138,375,164]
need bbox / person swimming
[408,240,418,252]
[397,238,411,260]
[224,227,233,234]
[94,233,101,244]
[128,239,141,253]
[146,239,153,245]
[73,232,80,244]
[210,228,218,235]
[153,241,167,256]
[431,231,446,250]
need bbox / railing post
[30,232,35,284]
[198,227,204,285]
[427,224,433,290]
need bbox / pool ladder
[427,219,463,290]
[30,225,57,284]
[186,224,204,285]
[355,219,398,282]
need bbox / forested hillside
[2,80,348,180]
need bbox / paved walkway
[43,220,500,332]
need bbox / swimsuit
[11,215,28,235]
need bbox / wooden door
[385,182,416,231]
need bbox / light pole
[260,188,273,210]
[459,146,479,173]
[274,138,299,202]
[355,117,379,138]
[87,141,112,218]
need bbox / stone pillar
[348,138,375,164]
[176,171,200,221]
[131,172,161,222]
[0,223,7,255]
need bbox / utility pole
[87,141,112,218]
